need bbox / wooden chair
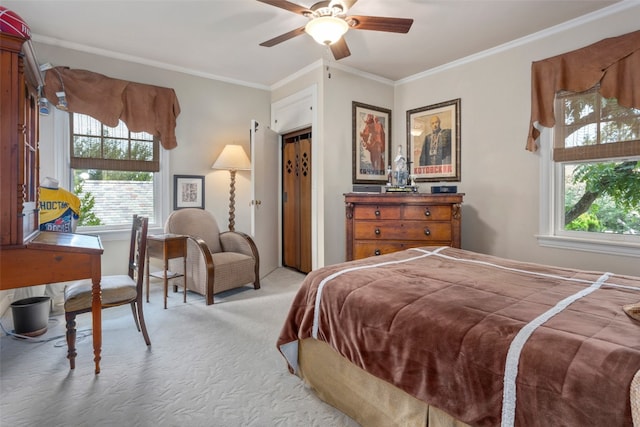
[63,215,150,369]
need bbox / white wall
[321,67,394,265]
[32,43,271,276]
[269,4,639,275]
[394,5,640,275]
[9,4,638,297]
[271,63,394,266]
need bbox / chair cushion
[211,252,256,293]
[64,275,137,312]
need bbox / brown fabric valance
[43,67,181,150]
[527,30,640,152]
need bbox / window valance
[43,67,181,150]
[527,29,640,152]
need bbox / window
[539,86,640,256]
[71,113,162,230]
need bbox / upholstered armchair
[164,208,260,305]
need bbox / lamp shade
[212,144,251,171]
[305,16,348,45]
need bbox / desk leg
[183,249,187,303]
[91,257,102,374]
[164,253,168,310]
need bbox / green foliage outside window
[560,90,639,235]
[564,161,640,234]
[73,179,102,226]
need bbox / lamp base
[228,170,237,231]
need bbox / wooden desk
[0,231,104,373]
[146,234,187,309]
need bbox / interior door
[282,131,312,273]
[250,120,279,278]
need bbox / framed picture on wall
[407,98,461,182]
[173,175,205,210]
[352,101,392,184]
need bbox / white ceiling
[2,0,622,88]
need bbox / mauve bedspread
[277,247,640,426]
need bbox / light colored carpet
[0,268,359,427]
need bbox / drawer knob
[374,209,380,216]
[374,228,381,235]
[374,249,381,256]
[424,228,431,236]
[424,208,431,217]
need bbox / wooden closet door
[297,136,312,273]
[282,131,312,273]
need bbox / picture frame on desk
[407,98,461,182]
[173,175,205,210]
[352,101,392,185]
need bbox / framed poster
[352,101,392,184]
[173,175,205,210]
[407,98,461,182]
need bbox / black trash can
[10,296,51,337]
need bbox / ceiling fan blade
[256,0,311,15]
[330,38,351,60]
[349,15,413,33]
[259,26,307,47]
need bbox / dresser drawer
[353,221,452,241]
[403,205,451,221]
[353,241,415,259]
[353,241,446,259]
[353,205,401,220]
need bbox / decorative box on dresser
[344,192,463,261]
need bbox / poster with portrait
[407,98,461,182]
[352,101,392,184]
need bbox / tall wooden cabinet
[0,32,41,247]
[0,32,108,373]
[344,192,463,261]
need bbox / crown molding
[395,0,638,86]
[31,34,271,91]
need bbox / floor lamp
[211,144,251,231]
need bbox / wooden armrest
[189,236,216,305]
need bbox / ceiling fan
[257,0,413,60]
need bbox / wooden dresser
[344,192,463,261]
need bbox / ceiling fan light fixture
[305,16,348,45]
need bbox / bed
[277,246,640,426]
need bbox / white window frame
[537,126,640,258]
[46,109,169,241]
